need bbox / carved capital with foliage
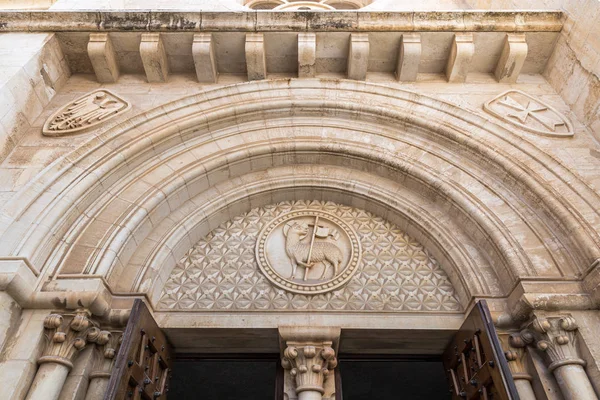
[530,316,584,372]
[39,309,99,369]
[281,343,338,395]
[89,330,123,379]
[499,331,532,381]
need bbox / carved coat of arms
[483,90,573,137]
[256,211,361,295]
[43,90,131,136]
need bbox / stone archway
[1,79,598,321]
[1,78,599,400]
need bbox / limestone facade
[0,0,598,399]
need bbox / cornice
[0,10,563,32]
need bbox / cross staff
[306,216,319,266]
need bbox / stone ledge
[0,10,563,32]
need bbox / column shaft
[25,363,70,400]
[553,364,598,400]
[84,377,109,400]
[298,391,323,400]
[514,379,536,400]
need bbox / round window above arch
[245,0,372,10]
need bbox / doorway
[168,354,449,399]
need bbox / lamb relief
[256,211,361,295]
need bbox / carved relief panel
[158,200,460,312]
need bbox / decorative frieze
[42,89,131,136]
[484,90,574,137]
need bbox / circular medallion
[256,210,361,294]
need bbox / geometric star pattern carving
[157,200,461,312]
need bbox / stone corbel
[140,33,169,83]
[279,326,341,400]
[494,33,527,83]
[396,33,421,82]
[525,316,599,400]
[26,310,100,400]
[245,33,267,81]
[347,33,369,81]
[87,33,120,83]
[445,33,474,83]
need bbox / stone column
[500,332,536,400]
[279,326,341,400]
[26,310,98,400]
[530,316,599,400]
[84,330,122,400]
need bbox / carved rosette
[39,310,99,369]
[281,344,338,394]
[531,316,584,372]
[89,330,123,379]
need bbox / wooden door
[104,299,173,400]
[443,300,519,400]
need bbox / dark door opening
[338,355,450,400]
[169,354,282,400]
[168,354,449,399]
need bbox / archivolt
[1,79,599,311]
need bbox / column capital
[38,309,99,369]
[498,331,532,381]
[279,326,340,397]
[89,330,123,379]
[529,315,585,372]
